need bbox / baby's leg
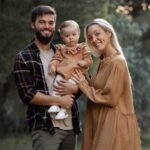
[68,78,76,85]
[55,78,76,120]
[52,74,64,96]
[48,74,64,113]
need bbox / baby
[48,20,93,120]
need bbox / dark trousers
[31,128,76,150]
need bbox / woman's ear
[106,31,112,38]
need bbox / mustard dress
[79,53,141,150]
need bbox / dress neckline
[100,51,120,66]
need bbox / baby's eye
[73,33,77,36]
[65,35,69,37]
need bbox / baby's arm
[77,60,89,68]
[48,61,58,75]
[80,44,93,68]
[48,44,64,75]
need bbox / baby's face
[60,26,80,47]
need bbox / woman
[72,19,141,150]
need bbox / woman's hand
[71,69,86,84]
[53,79,79,96]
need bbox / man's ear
[31,23,34,29]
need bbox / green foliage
[110,14,150,133]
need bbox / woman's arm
[72,59,127,107]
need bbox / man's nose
[44,22,50,28]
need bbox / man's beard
[35,29,54,44]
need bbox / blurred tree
[0,0,35,135]
[111,0,150,133]
[113,0,150,17]
[110,14,150,134]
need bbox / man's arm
[31,92,74,109]
[14,53,73,109]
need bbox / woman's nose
[91,36,97,42]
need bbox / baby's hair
[58,20,80,33]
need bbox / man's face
[31,14,56,44]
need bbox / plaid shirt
[14,42,81,134]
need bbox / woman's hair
[31,5,56,23]
[84,18,124,57]
[58,20,80,33]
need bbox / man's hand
[53,80,79,96]
[58,95,74,109]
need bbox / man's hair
[31,5,56,22]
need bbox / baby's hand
[78,60,87,67]
[48,64,56,75]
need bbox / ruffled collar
[65,44,83,55]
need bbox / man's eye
[39,21,45,24]
[49,21,54,25]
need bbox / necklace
[100,51,119,66]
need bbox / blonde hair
[84,18,124,57]
[59,20,80,33]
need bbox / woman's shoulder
[112,53,127,68]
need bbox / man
[14,5,80,150]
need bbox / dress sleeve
[78,59,127,107]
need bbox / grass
[0,134,32,150]
[0,134,150,150]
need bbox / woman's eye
[95,32,100,36]
[88,36,92,40]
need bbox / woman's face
[87,24,111,54]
